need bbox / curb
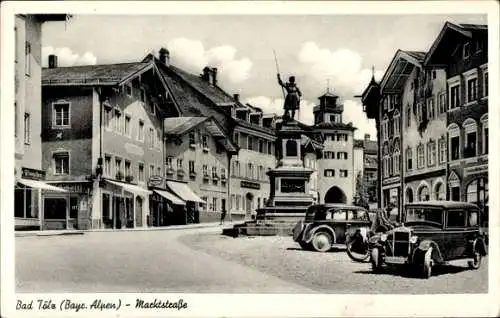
[15,222,242,238]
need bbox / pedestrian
[370,203,396,234]
[220,208,227,225]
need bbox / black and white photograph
[1,1,499,317]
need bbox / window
[203,165,208,176]
[427,97,435,119]
[24,113,30,144]
[166,156,173,169]
[202,135,208,149]
[406,105,411,127]
[417,144,424,169]
[104,155,112,176]
[435,182,445,200]
[233,132,239,146]
[53,152,69,175]
[189,160,195,173]
[248,136,254,151]
[212,167,217,178]
[259,139,264,153]
[483,71,488,97]
[125,84,132,96]
[149,128,155,148]
[394,114,400,135]
[337,152,348,160]
[189,132,196,145]
[212,198,217,212]
[150,103,156,116]
[124,115,131,137]
[432,70,436,79]
[463,119,477,158]
[427,141,436,166]
[323,151,334,159]
[247,163,253,179]
[104,106,112,130]
[53,103,70,127]
[448,124,460,161]
[340,170,348,178]
[418,186,430,201]
[482,115,488,154]
[393,152,400,175]
[149,165,155,178]
[115,158,122,177]
[439,137,447,163]
[221,168,226,179]
[438,93,446,114]
[44,198,66,220]
[382,118,388,140]
[138,163,144,182]
[466,180,478,203]
[267,142,272,155]
[138,120,144,141]
[450,85,460,109]
[125,160,131,177]
[156,129,162,150]
[286,140,297,157]
[451,186,460,201]
[467,77,478,102]
[447,210,467,227]
[114,109,122,133]
[25,42,31,76]
[176,159,183,170]
[324,169,335,177]
[140,88,146,102]
[463,42,470,59]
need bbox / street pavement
[16,227,487,293]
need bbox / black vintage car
[292,204,372,252]
[369,201,487,278]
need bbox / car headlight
[381,234,387,242]
[410,235,418,244]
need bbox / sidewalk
[15,221,240,238]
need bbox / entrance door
[245,193,253,219]
[135,196,143,227]
[102,193,112,228]
[113,197,122,229]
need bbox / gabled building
[161,116,237,225]
[425,22,488,220]
[41,58,175,230]
[146,49,277,220]
[14,14,70,230]
[354,134,378,209]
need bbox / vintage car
[369,201,487,278]
[292,204,372,252]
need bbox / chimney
[201,67,211,82]
[48,54,58,69]
[159,47,170,66]
[211,67,218,86]
[233,94,240,102]
[364,134,370,141]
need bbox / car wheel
[346,234,370,263]
[370,247,382,272]
[312,231,332,252]
[468,245,482,270]
[422,248,433,279]
[299,241,312,251]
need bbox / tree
[353,171,369,209]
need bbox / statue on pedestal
[277,74,302,121]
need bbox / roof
[301,135,324,152]
[313,122,357,131]
[424,22,488,65]
[364,139,378,153]
[380,49,425,93]
[42,62,152,86]
[405,200,480,209]
[318,91,339,99]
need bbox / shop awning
[17,178,68,192]
[106,180,152,195]
[153,190,185,205]
[166,181,205,203]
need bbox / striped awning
[17,178,68,192]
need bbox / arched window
[405,187,414,203]
[417,143,425,168]
[448,123,460,161]
[286,139,297,157]
[434,182,445,200]
[463,118,478,158]
[393,109,401,136]
[466,180,478,203]
[406,147,413,171]
[481,114,488,155]
[393,139,400,176]
[418,185,430,201]
[382,114,389,141]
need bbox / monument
[227,74,324,236]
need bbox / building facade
[313,92,357,204]
[354,134,378,209]
[41,59,174,230]
[14,14,69,230]
[425,22,488,222]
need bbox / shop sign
[382,176,399,186]
[241,180,260,190]
[50,182,90,193]
[148,175,163,187]
[21,167,46,180]
[464,165,488,176]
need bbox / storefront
[14,167,67,230]
[150,189,185,226]
[42,181,93,230]
[165,181,205,224]
[100,179,151,229]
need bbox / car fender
[469,238,487,256]
[304,225,336,244]
[415,240,443,264]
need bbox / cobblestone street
[16,227,487,294]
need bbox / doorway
[245,192,254,219]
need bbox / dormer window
[463,42,470,60]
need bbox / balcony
[464,146,477,159]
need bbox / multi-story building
[41,57,174,230]
[425,22,488,220]
[313,91,357,204]
[162,116,237,225]
[14,14,70,230]
[147,49,277,221]
[354,134,378,209]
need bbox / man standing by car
[371,203,396,233]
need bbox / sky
[42,14,487,139]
